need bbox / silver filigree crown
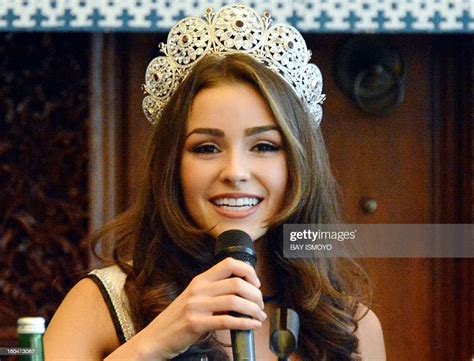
[142,4,325,126]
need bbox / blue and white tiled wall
[0,0,472,32]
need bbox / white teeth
[213,197,260,207]
[219,205,254,211]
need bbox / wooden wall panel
[316,35,434,360]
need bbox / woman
[44,5,385,360]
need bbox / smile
[209,195,263,218]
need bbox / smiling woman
[43,4,385,361]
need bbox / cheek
[276,164,289,203]
[180,157,200,207]
[263,156,288,203]
[180,157,214,208]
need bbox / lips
[209,194,263,218]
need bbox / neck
[253,236,277,298]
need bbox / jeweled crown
[142,4,325,126]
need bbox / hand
[137,257,266,360]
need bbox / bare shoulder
[354,304,386,360]
[44,277,120,360]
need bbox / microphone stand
[269,308,300,361]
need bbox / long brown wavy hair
[91,53,371,360]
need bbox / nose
[219,149,251,185]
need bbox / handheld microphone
[215,229,257,361]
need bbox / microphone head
[215,229,257,268]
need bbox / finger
[201,258,260,288]
[207,295,267,321]
[206,278,264,309]
[192,314,262,333]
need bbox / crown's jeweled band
[142,4,325,126]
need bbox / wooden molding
[88,34,125,267]
[430,35,473,361]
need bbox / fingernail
[260,311,267,321]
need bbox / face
[180,82,288,241]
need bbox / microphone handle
[230,327,256,361]
[214,229,257,361]
[228,281,256,361]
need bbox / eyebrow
[185,125,279,139]
[245,125,279,136]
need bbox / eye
[191,143,220,154]
[252,142,281,153]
